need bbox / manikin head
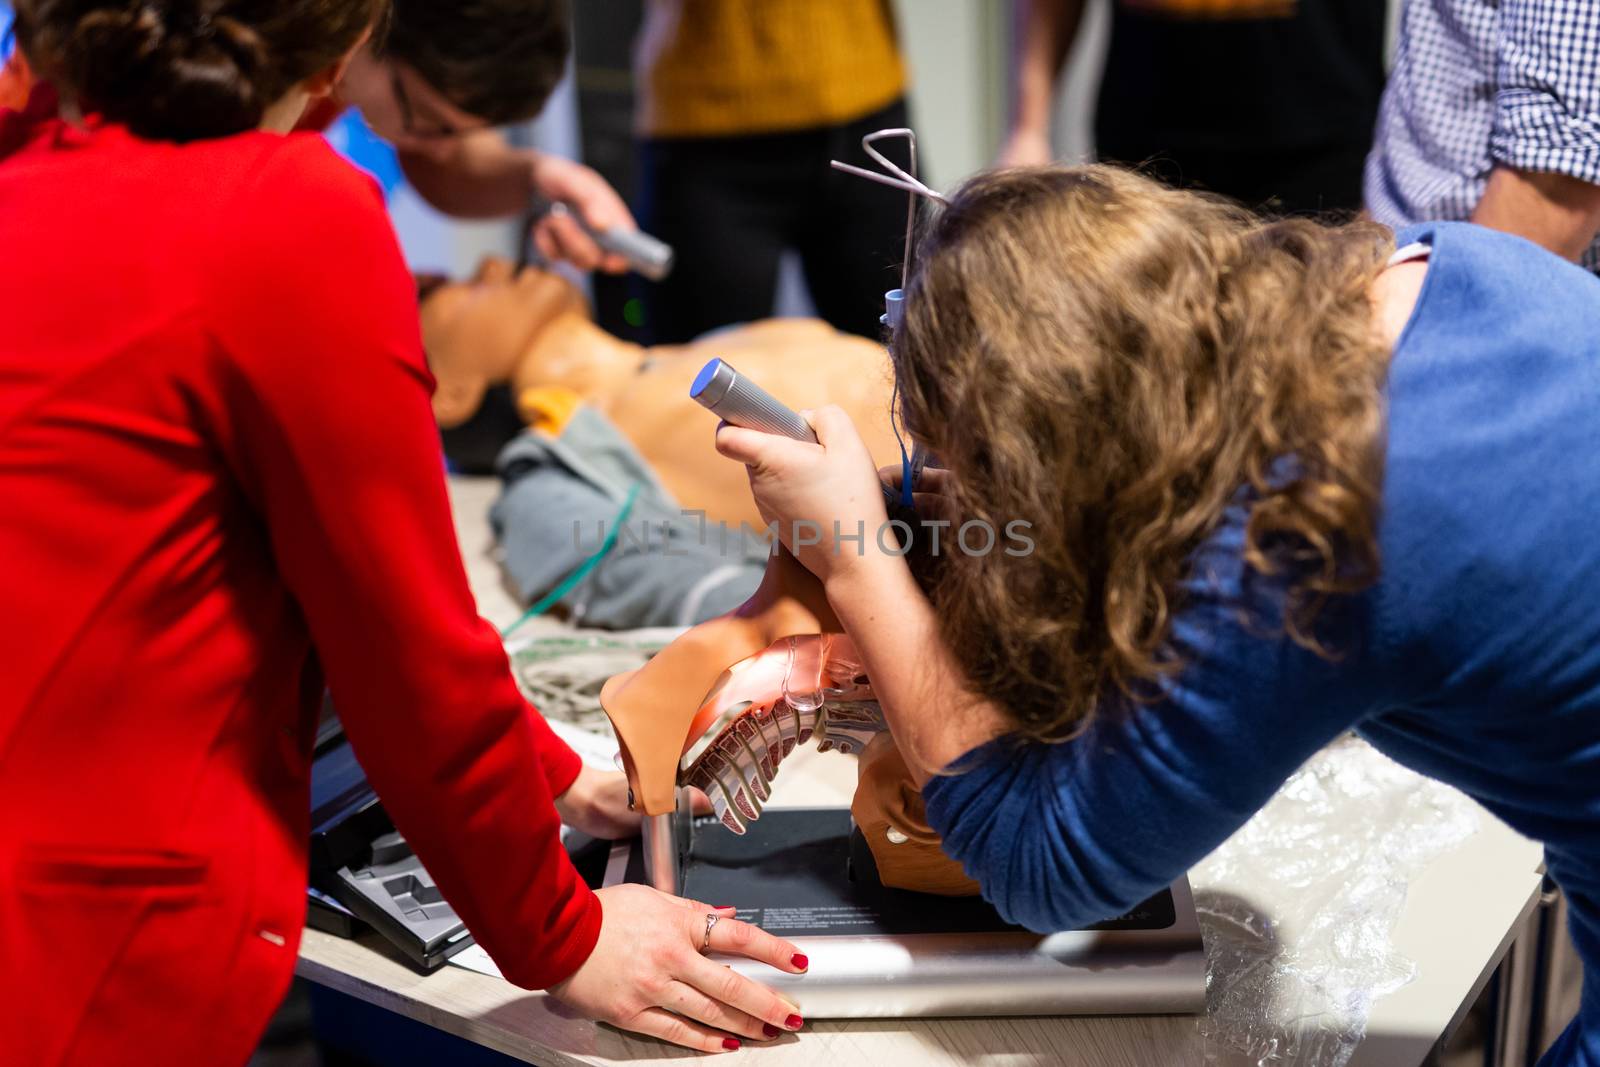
[334,0,571,161]
[420,258,590,428]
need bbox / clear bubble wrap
[1194,736,1480,1066]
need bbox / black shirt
[1094,0,1388,211]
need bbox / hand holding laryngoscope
[540,202,676,281]
[691,358,912,516]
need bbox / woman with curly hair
[718,165,1600,1065]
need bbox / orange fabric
[518,385,585,437]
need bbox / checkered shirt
[1365,0,1600,269]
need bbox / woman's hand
[555,766,710,841]
[528,152,636,275]
[714,405,892,587]
[549,884,809,1052]
[879,463,959,527]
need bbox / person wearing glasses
[314,0,638,273]
[0,0,635,272]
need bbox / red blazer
[0,94,601,1065]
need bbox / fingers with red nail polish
[547,885,803,1054]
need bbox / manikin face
[337,48,490,160]
[421,259,588,425]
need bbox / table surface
[296,477,1547,1067]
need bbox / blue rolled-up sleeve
[1491,0,1600,184]
[924,509,1377,933]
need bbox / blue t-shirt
[924,222,1600,1066]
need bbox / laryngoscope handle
[535,202,676,281]
[690,358,913,515]
[591,226,674,282]
[689,359,819,443]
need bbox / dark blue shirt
[924,223,1600,1066]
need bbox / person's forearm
[399,129,537,218]
[1009,0,1085,137]
[1471,166,1600,262]
[825,555,1007,784]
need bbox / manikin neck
[519,311,651,403]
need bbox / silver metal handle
[690,359,818,443]
[539,202,676,281]
[593,227,675,282]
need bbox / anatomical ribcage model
[600,550,979,897]
[678,634,886,835]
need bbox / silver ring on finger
[701,912,720,954]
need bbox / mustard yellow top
[635,0,907,139]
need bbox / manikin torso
[422,259,904,529]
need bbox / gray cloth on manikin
[491,406,766,629]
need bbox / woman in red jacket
[0,2,807,1061]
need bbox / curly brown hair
[893,165,1394,743]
